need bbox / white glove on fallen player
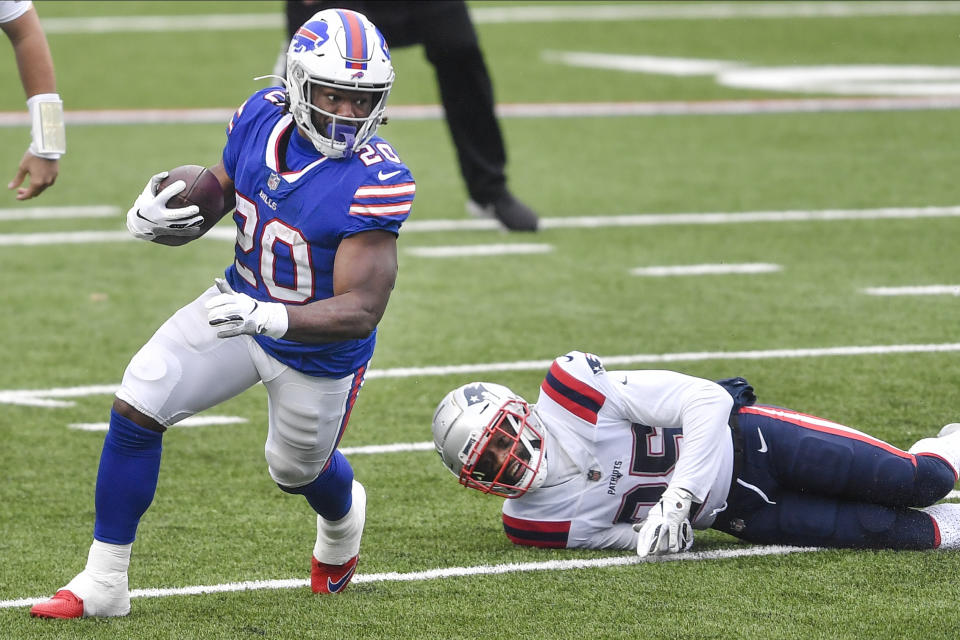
[205,278,288,339]
[125,171,204,241]
[634,486,696,558]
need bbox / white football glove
[634,486,696,558]
[125,171,204,241]
[205,278,288,339]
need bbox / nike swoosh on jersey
[757,428,768,453]
[377,169,402,181]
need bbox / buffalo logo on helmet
[291,21,330,53]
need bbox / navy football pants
[712,405,957,549]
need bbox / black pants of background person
[284,0,539,231]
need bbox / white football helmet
[286,9,394,158]
[432,382,547,498]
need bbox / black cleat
[467,192,539,232]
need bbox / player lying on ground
[432,351,960,553]
[30,9,414,619]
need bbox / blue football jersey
[221,87,415,377]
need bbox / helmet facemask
[459,398,547,498]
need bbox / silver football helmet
[286,9,394,158]
[432,382,547,498]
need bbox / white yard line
[0,545,817,609]
[863,285,960,296]
[35,3,960,34]
[3,204,959,247]
[631,263,781,276]
[4,342,960,407]
[68,415,248,431]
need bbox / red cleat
[29,590,84,619]
[311,555,358,594]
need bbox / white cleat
[937,423,960,438]
[909,423,960,475]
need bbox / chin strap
[326,122,357,157]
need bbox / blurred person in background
[278,1,539,231]
[1,0,64,200]
[433,350,960,554]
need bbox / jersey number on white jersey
[614,424,682,523]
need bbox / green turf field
[2,1,960,638]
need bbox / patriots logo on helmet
[463,383,492,406]
[291,21,330,53]
[585,353,605,374]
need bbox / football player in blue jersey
[432,352,960,555]
[31,9,414,619]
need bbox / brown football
[152,165,226,246]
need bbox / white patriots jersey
[502,351,735,550]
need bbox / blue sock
[93,410,163,544]
[279,450,354,520]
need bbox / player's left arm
[610,370,733,556]
[206,229,398,342]
[284,229,398,342]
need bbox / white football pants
[115,285,364,487]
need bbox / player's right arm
[208,163,237,216]
[206,228,398,342]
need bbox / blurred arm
[1,6,56,97]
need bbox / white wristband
[27,93,66,159]
[259,301,289,339]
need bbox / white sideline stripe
[401,205,960,234]
[406,243,553,258]
[35,2,960,34]
[3,204,959,247]
[3,342,960,407]
[0,206,119,221]
[631,263,781,276]
[363,343,960,379]
[863,285,960,296]
[3,96,960,128]
[340,442,435,456]
[0,544,817,609]
[68,415,248,432]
